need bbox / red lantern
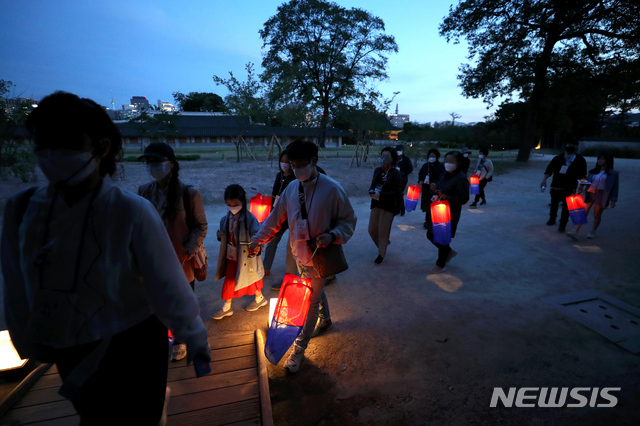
[565,194,588,225]
[430,200,452,245]
[405,185,421,212]
[470,174,480,195]
[249,194,271,223]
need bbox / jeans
[263,226,296,274]
[474,178,488,203]
[294,263,329,350]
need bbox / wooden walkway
[0,330,273,426]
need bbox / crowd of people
[0,91,622,423]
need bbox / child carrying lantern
[427,151,470,274]
[212,184,267,320]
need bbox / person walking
[566,153,619,240]
[427,151,470,274]
[368,147,404,265]
[1,92,210,425]
[418,148,446,229]
[541,140,588,232]
[213,184,267,319]
[460,148,471,174]
[469,148,493,208]
[264,150,297,289]
[138,142,208,362]
[249,140,357,373]
[395,144,414,216]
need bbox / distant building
[2,97,38,114]
[131,96,149,110]
[387,104,410,129]
[157,99,177,112]
[121,104,139,120]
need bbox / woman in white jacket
[1,92,210,425]
[469,148,494,208]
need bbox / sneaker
[284,344,305,373]
[323,276,337,286]
[587,230,596,239]
[212,306,233,320]
[312,319,333,337]
[546,219,556,226]
[246,297,268,312]
[271,282,281,291]
[423,222,429,229]
[429,265,446,274]
[469,202,477,209]
[566,229,578,240]
[445,249,458,265]
[171,343,187,362]
[479,200,486,206]
[558,225,566,233]
[374,255,384,265]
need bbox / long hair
[589,153,614,175]
[224,184,249,236]
[164,159,181,220]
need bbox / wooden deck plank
[207,332,255,350]
[25,416,79,426]
[167,398,260,426]
[168,345,255,370]
[168,368,257,397]
[0,364,51,420]
[29,374,62,391]
[255,329,274,426]
[167,355,256,382]
[2,400,76,425]
[13,387,64,409]
[167,382,259,416]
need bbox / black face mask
[565,146,577,154]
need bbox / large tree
[260,0,398,147]
[172,91,225,112]
[440,0,640,161]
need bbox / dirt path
[1,154,639,425]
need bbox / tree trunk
[317,104,331,148]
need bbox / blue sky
[0,0,498,124]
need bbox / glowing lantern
[565,194,588,225]
[265,273,313,365]
[430,200,452,245]
[0,330,28,373]
[404,185,421,212]
[249,194,271,223]
[470,174,480,195]
[168,330,174,353]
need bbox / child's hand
[248,241,260,257]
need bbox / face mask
[36,149,97,186]
[397,151,403,157]
[565,146,577,154]
[463,153,469,158]
[146,161,172,181]
[227,205,242,215]
[478,155,484,159]
[445,163,457,173]
[428,157,436,163]
[293,164,313,182]
[280,162,291,172]
[380,156,393,166]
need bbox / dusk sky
[0,0,501,124]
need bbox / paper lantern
[0,330,28,373]
[430,200,452,245]
[168,330,174,353]
[249,194,272,223]
[264,273,313,365]
[405,185,421,212]
[565,194,588,225]
[470,174,480,195]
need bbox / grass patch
[122,154,201,162]
[492,160,530,176]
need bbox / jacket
[545,154,587,192]
[418,161,446,211]
[396,155,414,185]
[427,168,470,238]
[138,180,208,282]
[214,210,265,291]
[473,158,494,181]
[369,167,403,215]
[585,169,619,207]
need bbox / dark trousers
[55,315,169,425]
[474,179,489,203]
[427,230,452,268]
[549,189,572,226]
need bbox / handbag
[183,186,208,282]
[298,179,349,277]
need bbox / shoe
[558,225,566,233]
[212,306,233,320]
[429,265,446,274]
[423,222,429,229]
[546,219,556,226]
[323,276,337,286]
[171,343,187,362]
[312,319,333,337]
[566,229,578,240]
[374,255,384,265]
[445,249,457,265]
[400,210,405,216]
[469,202,477,209]
[587,231,596,239]
[264,269,270,276]
[246,297,268,312]
[284,345,305,373]
[479,200,486,206]
[271,282,281,291]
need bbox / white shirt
[1,176,208,357]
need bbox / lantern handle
[300,244,320,276]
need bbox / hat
[395,144,404,151]
[137,142,176,161]
[461,147,471,154]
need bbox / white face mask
[445,163,457,173]
[478,154,484,159]
[35,149,98,186]
[146,161,172,181]
[428,157,436,163]
[293,164,313,182]
[397,151,403,157]
[463,153,469,158]
[227,205,242,215]
[280,162,291,172]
